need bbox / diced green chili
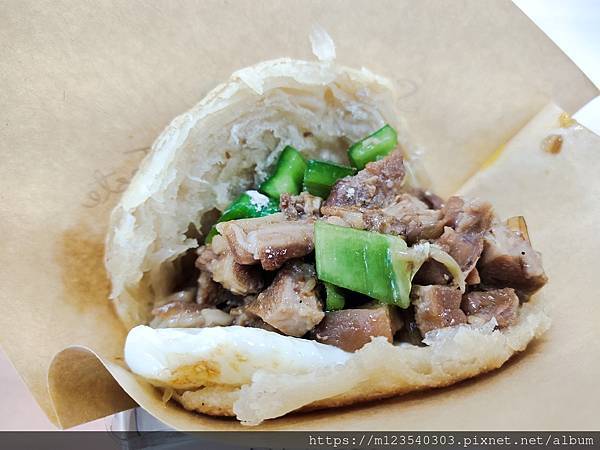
[324,282,346,311]
[303,160,356,198]
[204,190,279,243]
[259,146,307,200]
[348,124,398,169]
[314,221,411,308]
[204,226,220,244]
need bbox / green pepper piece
[303,160,356,198]
[259,146,307,200]
[220,191,279,221]
[204,226,220,244]
[324,282,346,311]
[205,190,279,243]
[348,124,398,170]
[314,221,411,308]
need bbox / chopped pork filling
[217,213,315,271]
[479,224,548,296]
[196,235,264,295]
[313,305,402,352]
[149,150,548,351]
[245,261,324,337]
[412,285,467,336]
[461,288,519,328]
[280,192,322,220]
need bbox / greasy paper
[0,0,598,430]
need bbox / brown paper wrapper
[1,0,598,430]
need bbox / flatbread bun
[106,57,549,425]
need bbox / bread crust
[171,301,549,425]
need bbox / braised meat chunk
[313,305,401,352]
[320,206,365,229]
[397,306,425,346]
[435,197,495,276]
[323,150,405,210]
[245,261,324,337]
[414,189,445,210]
[442,196,494,234]
[322,151,447,244]
[436,227,483,275]
[150,302,233,328]
[196,270,247,310]
[217,214,314,271]
[196,272,220,308]
[280,192,322,220]
[412,285,467,336]
[254,220,314,270]
[478,224,548,295]
[229,304,280,333]
[462,288,519,328]
[465,267,481,285]
[196,235,264,295]
[368,193,445,244]
[413,260,451,286]
[216,213,285,265]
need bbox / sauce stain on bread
[57,224,110,311]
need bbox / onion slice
[506,215,530,244]
[391,242,466,293]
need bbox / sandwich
[106,57,549,425]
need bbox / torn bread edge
[168,300,549,425]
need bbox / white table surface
[514,0,600,133]
[0,0,598,431]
